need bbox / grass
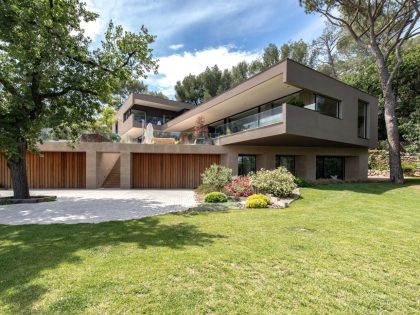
[0,180,419,314]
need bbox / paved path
[0,189,197,225]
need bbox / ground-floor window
[275,155,295,174]
[238,155,256,176]
[316,156,345,180]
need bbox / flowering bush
[251,167,296,198]
[226,177,253,197]
[201,164,232,192]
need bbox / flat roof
[119,93,195,113]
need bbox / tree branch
[39,86,98,99]
[0,76,18,95]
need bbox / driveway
[0,189,197,225]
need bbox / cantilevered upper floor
[114,59,378,148]
[114,93,194,142]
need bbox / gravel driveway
[0,189,197,225]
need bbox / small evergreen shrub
[226,177,253,197]
[294,177,313,187]
[204,192,228,203]
[245,198,268,208]
[251,167,296,198]
[247,194,271,205]
[401,162,416,173]
[201,164,232,192]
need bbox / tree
[231,61,249,86]
[91,105,116,133]
[301,0,419,184]
[200,65,222,101]
[174,74,203,105]
[0,0,157,198]
[262,43,280,68]
[281,40,316,67]
[311,24,341,78]
[343,40,420,151]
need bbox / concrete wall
[39,142,368,187]
[285,60,378,148]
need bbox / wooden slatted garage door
[0,152,86,189]
[132,153,221,188]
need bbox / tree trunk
[370,43,404,184]
[382,85,404,184]
[7,141,30,199]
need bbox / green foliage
[201,164,232,192]
[90,105,117,133]
[281,39,316,67]
[204,192,228,203]
[175,43,281,104]
[251,167,296,198]
[401,162,416,173]
[0,0,157,162]
[294,177,313,187]
[247,194,271,205]
[245,197,268,208]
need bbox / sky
[84,0,326,98]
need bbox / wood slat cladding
[132,153,220,188]
[0,152,86,189]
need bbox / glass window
[316,156,345,180]
[238,155,256,176]
[275,155,295,174]
[315,94,340,118]
[358,100,368,138]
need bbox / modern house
[0,59,378,189]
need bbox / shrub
[201,164,232,192]
[294,176,313,187]
[251,167,296,198]
[245,198,268,208]
[247,194,271,205]
[226,177,253,197]
[402,162,416,173]
[204,192,228,203]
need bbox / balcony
[213,106,283,137]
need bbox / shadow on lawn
[0,216,226,314]
[310,178,420,194]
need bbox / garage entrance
[132,153,220,188]
[0,152,86,189]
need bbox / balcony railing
[131,113,173,126]
[213,106,283,136]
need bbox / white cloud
[145,46,261,98]
[80,18,104,40]
[80,0,105,40]
[169,44,184,50]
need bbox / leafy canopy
[0,0,157,160]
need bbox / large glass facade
[316,156,345,180]
[358,100,368,138]
[275,155,295,174]
[238,155,256,176]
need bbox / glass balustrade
[213,106,283,136]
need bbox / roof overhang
[162,61,300,132]
[128,93,194,112]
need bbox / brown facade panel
[132,153,220,188]
[0,152,86,189]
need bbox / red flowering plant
[226,176,253,197]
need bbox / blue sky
[85,0,326,98]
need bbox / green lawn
[1,180,419,314]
